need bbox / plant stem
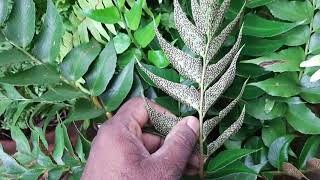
[198,36,212,179]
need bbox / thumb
[153,116,199,173]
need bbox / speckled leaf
[210,0,232,36]
[155,29,202,83]
[138,62,200,110]
[207,106,245,155]
[191,0,205,35]
[174,0,205,55]
[203,80,247,139]
[205,33,243,88]
[145,102,181,136]
[207,8,244,61]
[204,49,241,113]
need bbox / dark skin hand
[82,97,200,180]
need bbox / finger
[152,116,199,173]
[141,133,164,153]
[188,154,200,169]
[112,97,173,128]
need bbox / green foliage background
[0,0,320,179]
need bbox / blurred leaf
[60,40,101,81]
[21,168,45,180]
[0,65,60,85]
[148,50,170,68]
[207,161,257,179]
[0,0,9,25]
[286,103,320,134]
[237,63,269,78]
[244,137,268,173]
[262,119,286,147]
[101,59,135,111]
[10,126,31,154]
[118,48,142,69]
[246,0,275,8]
[134,15,161,48]
[32,0,63,64]
[309,33,320,54]
[267,0,313,23]
[313,12,320,32]
[0,48,32,66]
[298,136,320,169]
[208,173,257,180]
[242,47,305,72]
[52,123,64,165]
[124,0,143,30]
[64,98,104,124]
[207,149,259,172]
[300,75,320,103]
[3,0,35,48]
[246,97,287,120]
[268,135,295,169]
[37,84,85,102]
[243,14,304,37]
[0,145,26,174]
[83,6,121,24]
[241,37,283,56]
[274,25,311,46]
[85,41,117,96]
[249,73,301,97]
[113,33,131,54]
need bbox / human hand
[82,97,200,180]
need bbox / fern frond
[203,79,248,140]
[207,106,245,155]
[174,0,205,55]
[155,30,202,83]
[138,62,200,110]
[145,101,181,136]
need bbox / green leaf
[207,161,257,179]
[274,25,311,46]
[63,98,104,124]
[155,96,179,115]
[52,123,65,165]
[242,47,305,72]
[300,75,320,103]
[262,119,286,147]
[0,48,33,66]
[268,135,295,169]
[124,0,143,30]
[309,33,320,55]
[134,15,161,48]
[3,0,35,48]
[10,126,31,154]
[267,0,313,23]
[21,168,45,180]
[298,136,320,169]
[62,124,74,155]
[241,37,284,56]
[0,65,61,85]
[101,59,135,111]
[118,48,142,69]
[313,12,320,32]
[0,145,26,174]
[113,33,131,54]
[32,0,63,64]
[85,41,117,96]
[83,6,121,24]
[243,14,304,37]
[286,103,320,134]
[60,40,101,81]
[249,73,301,97]
[246,97,287,120]
[147,50,170,68]
[0,0,9,25]
[246,0,275,8]
[207,149,259,173]
[208,173,257,180]
[37,84,85,102]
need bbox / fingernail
[186,117,199,136]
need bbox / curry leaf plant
[138,0,246,177]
